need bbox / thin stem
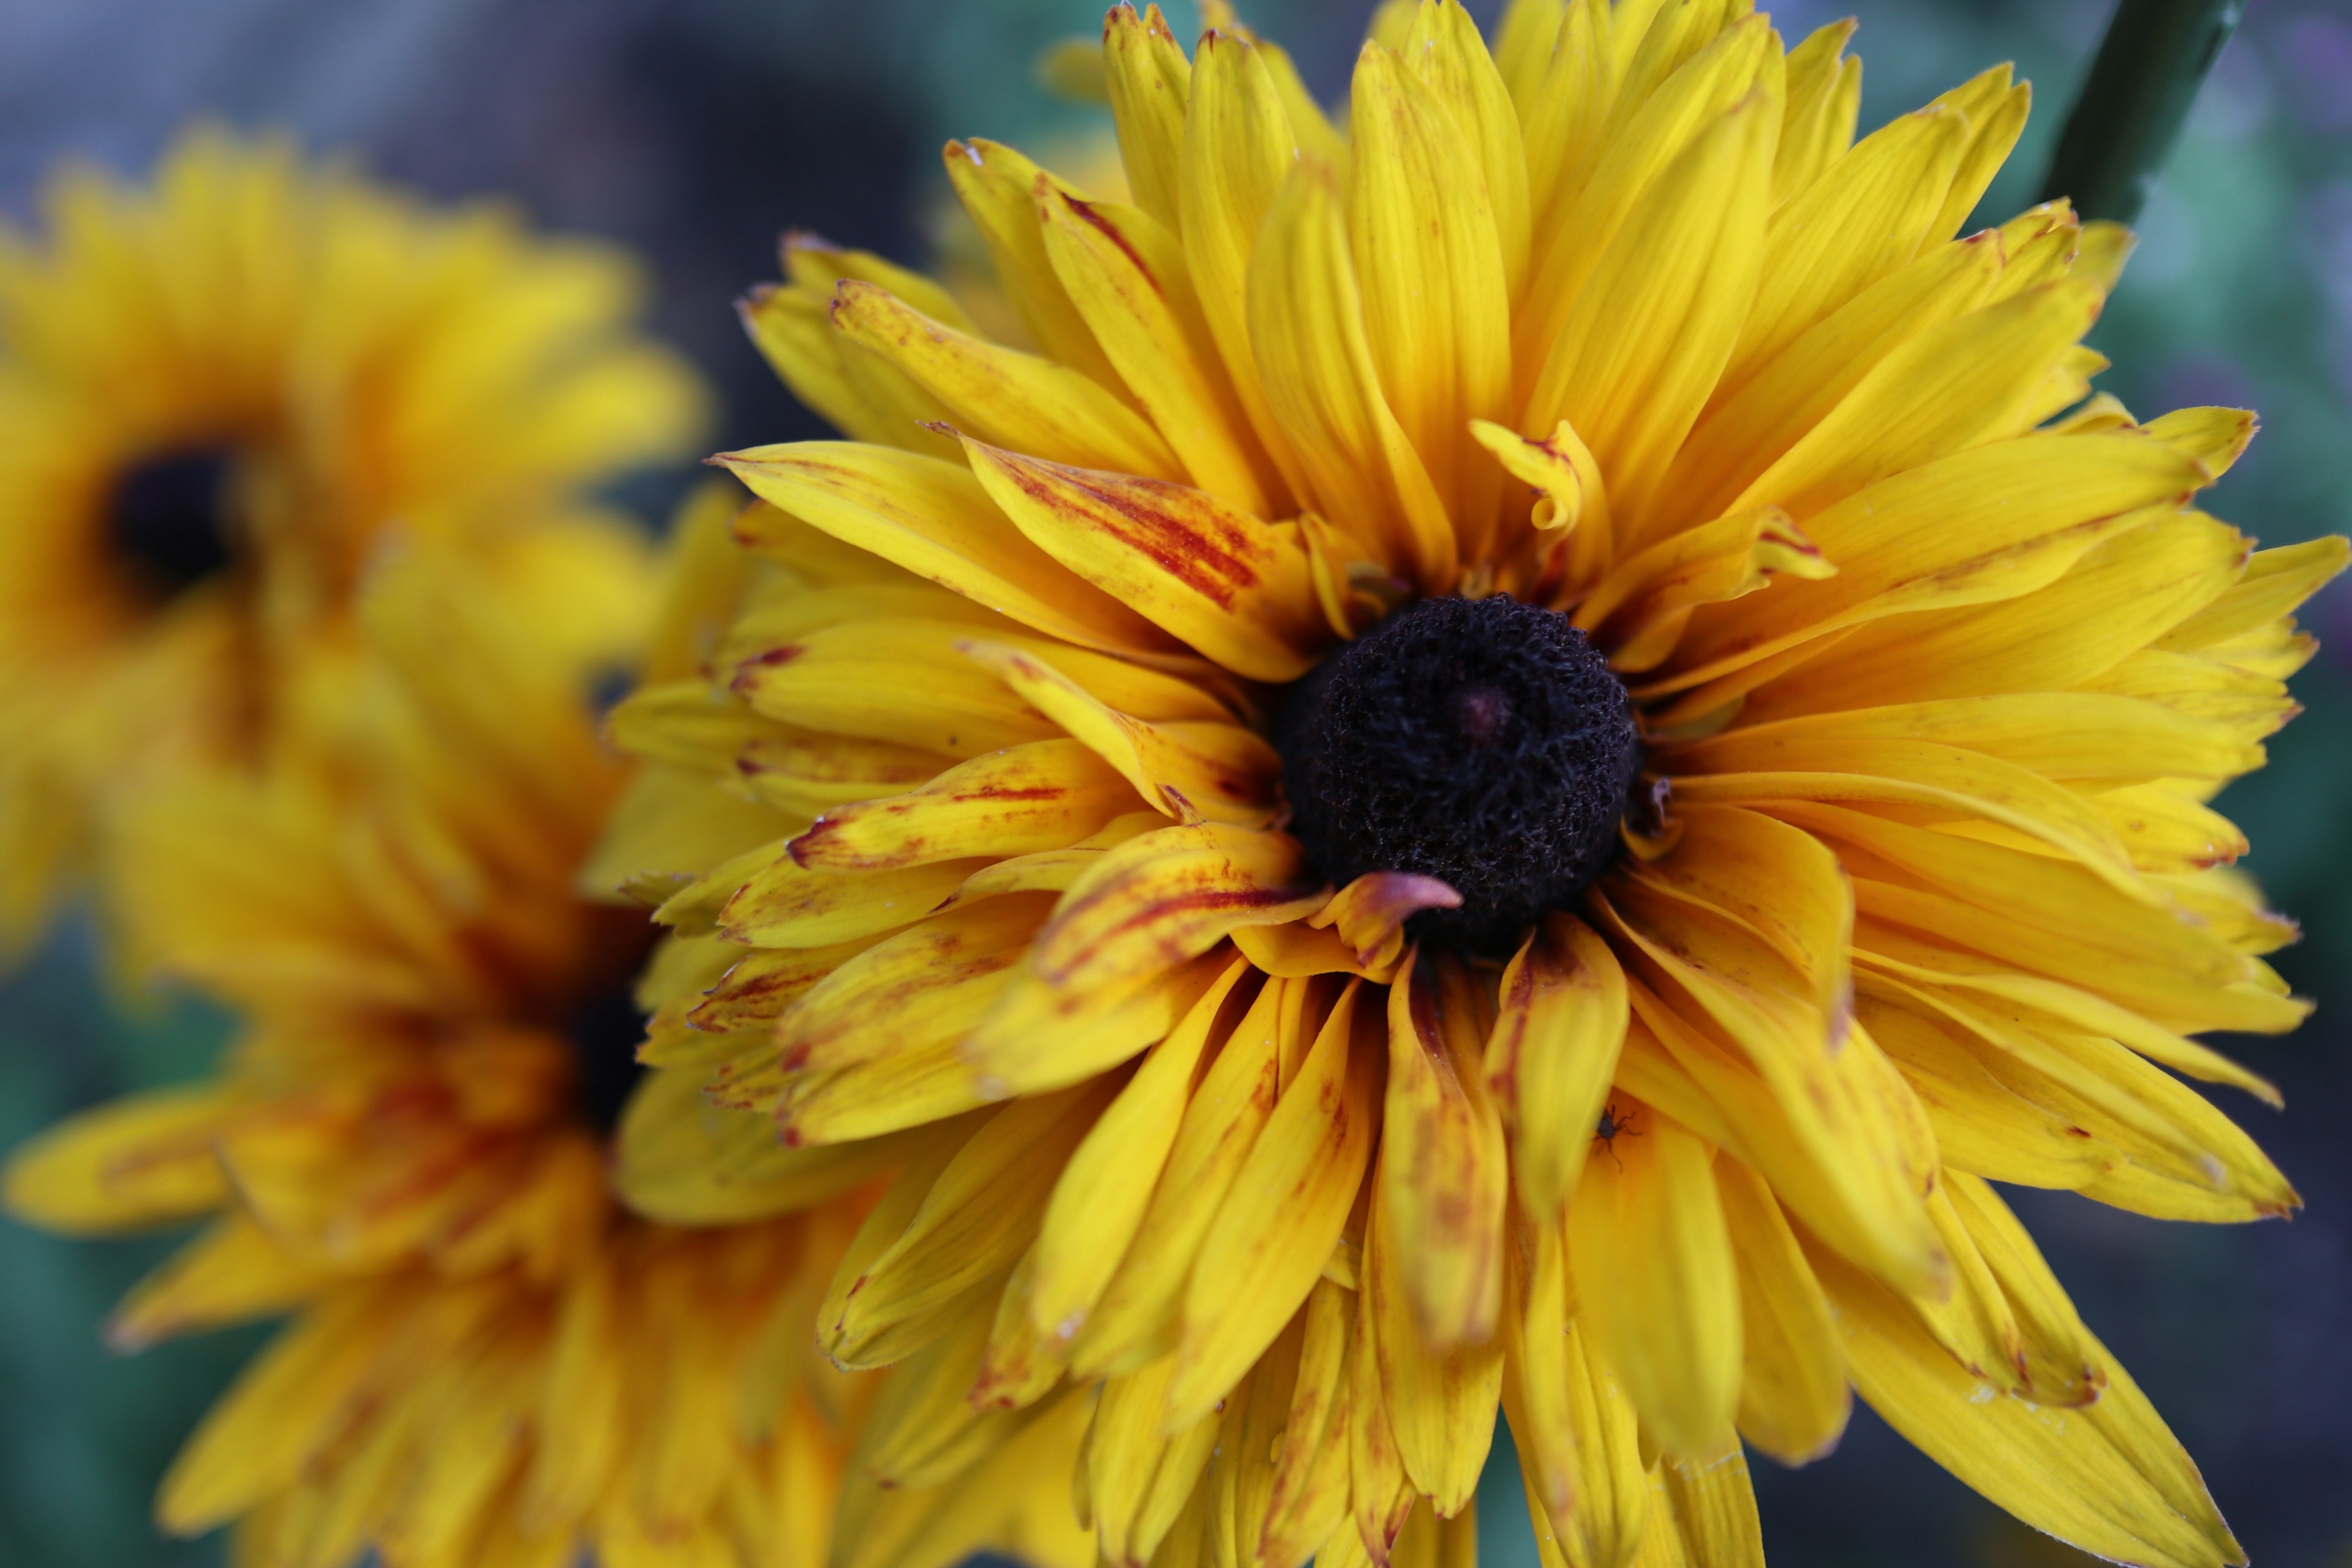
[2037,0,2244,225]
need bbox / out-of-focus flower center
[566,975,649,1137]
[105,445,241,601]
[1275,595,1641,956]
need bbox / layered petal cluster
[0,126,710,954]
[4,516,1087,1568]
[604,3,2346,1566]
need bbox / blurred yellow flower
[605,2,2348,1566]
[3,492,1091,1568]
[0,125,710,956]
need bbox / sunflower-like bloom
[608,2,2348,1564]
[3,497,1090,1568]
[0,126,709,954]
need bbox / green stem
[2036,0,2243,225]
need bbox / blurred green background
[4,0,2348,1563]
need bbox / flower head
[0,126,709,954]
[4,494,1091,1568]
[611,2,2347,1564]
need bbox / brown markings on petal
[779,940,1026,1071]
[1037,881,1321,985]
[991,451,1260,609]
[731,646,805,696]
[1062,192,1159,293]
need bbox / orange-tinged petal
[1487,913,1628,1220]
[1382,949,1509,1351]
[1259,1278,1357,1568]
[1026,823,1324,995]
[958,436,1325,682]
[1365,1152,1503,1517]
[788,739,1142,871]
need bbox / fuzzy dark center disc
[106,445,238,600]
[1275,595,1640,955]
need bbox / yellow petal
[1259,1278,1359,1568]
[1076,972,1292,1375]
[1725,277,2110,524]
[957,640,1283,827]
[1036,184,1284,517]
[1487,913,1627,1220]
[1172,980,1379,1423]
[159,1287,407,1532]
[1658,228,2005,530]
[1656,1447,1764,1567]
[1350,37,1513,554]
[4,1084,234,1233]
[943,137,1128,390]
[957,435,1325,681]
[1105,2,1194,233]
[1382,950,1510,1351]
[1248,157,1456,590]
[1524,85,1777,529]
[1402,0,1532,298]
[1180,29,1317,513]
[107,1215,328,1351]
[1088,1353,1226,1566]
[962,946,1231,1101]
[775,896,1051,1077]
[1517,17,1774,395]
[829,1081,1114,1365]
[717,853,980,948]
[789,739,1142,870]
[1714,1156,1849,1463]
[715,440,1175,656]
[616,1063,917,1222]
[1726,102,1970,390]
[1945,1170,2105,1407]
[1365,1153,1503,1517]
[1815,1245,2243,1568]
[1028,957,1254,1343]
[828,278,1184,478]
[1564,1098,1741,1458]
[1772,20,1860,205]
[1026,823,1324,995]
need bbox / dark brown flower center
[105,445,239,600]
[1274,595,1640,956]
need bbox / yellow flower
[0,125,709,956]
[2,495,1090,1568]
[606,2,2349,1566]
